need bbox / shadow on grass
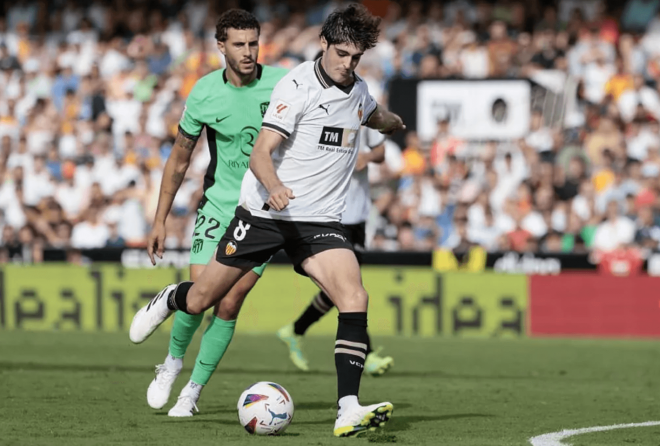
[385,413,494,433]
[295,412,492,432]
[189,402,411,416]
[159,418,301,436]
[0,362,541,380]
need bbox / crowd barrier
[2,249,659,338]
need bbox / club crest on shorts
[192,239,203,254]
[225,240,238,255]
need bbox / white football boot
[333,402,394,437]
[129,284,177,344]
[168,385,201,417]
[147,362,181,409]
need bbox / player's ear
[217,41,226,56]
[320,36,328,53]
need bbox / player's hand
[380,112,406,136]
[147,222,167,265]
[268,184,295,211]
[355,152,369,172]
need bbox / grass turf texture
[1,332,659,446]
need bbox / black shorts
[216,206,354,276]
[342,222,365,265]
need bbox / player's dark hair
[215,9,260,42]
[320,3,381,52]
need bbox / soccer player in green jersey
[143,9,287,417]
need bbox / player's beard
[228,57,256,77]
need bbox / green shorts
[189,207,268,276]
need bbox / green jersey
[179,64,288,222]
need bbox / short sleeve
[361,92,378,126]
[178,84,204,140]
[364,127,385,149]
[261,77,308,139]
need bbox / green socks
[168,312,236,387]
[168,311,204,358]
[190,317,236,386]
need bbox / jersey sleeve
[261,77,308,139]
[361,90,378,126]
[364,127,386,149]
[178,83,205,140]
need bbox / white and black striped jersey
[239,59,378,222]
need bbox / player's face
[320,38,363,86]
[218,28,260,77]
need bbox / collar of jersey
[314,58,355,94]
[222,64,263,85]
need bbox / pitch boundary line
[529,421,660,446]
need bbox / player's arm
[249,128,295,211]
[356,127,386,171]
[148,129,197,264]
[153,130,197,222]
[365,104,405,135]
[355,143,385,171]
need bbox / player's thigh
[301,248,367,313]
[190,264,206,281]
[188,258,249,314]
[214,270,260,320]
[213,259,268,319]
[194,207,281,315]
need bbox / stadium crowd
[2,0,660,263]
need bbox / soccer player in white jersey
[277,125,395,375]
[129,3,405,437]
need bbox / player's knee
[218,298,242,320]
[185,289,207,315]
[340,287,368,311]
[186,300,205,315]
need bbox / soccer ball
[237,381,294,435]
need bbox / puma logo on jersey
[319,104,329,114]
[292,79,302,89]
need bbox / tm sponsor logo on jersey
[317,126,358,154]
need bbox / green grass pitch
[1,331,659,445]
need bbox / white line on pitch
[529,421,660,446]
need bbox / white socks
[182,380,203,401]
[165,354,183,372]
[337,395,360,418]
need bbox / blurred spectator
[1,0,660,262]
[622,0,660,33]
[70,207,109,249]
[593,200,636,252]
